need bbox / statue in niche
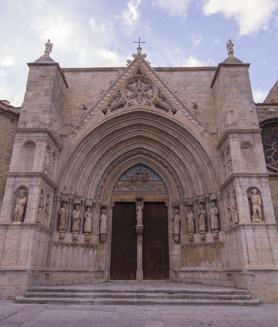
[50,152,56,176]
[58,201,67,232]
[100,205,108,243]
[172,205,181,244]
[231,190,239,224]
[84,204,93,243]
[249,188,263,223]
[44,147,51,173]
[198,203,206,241]
[13,188,28,222]
[227,204,233,227]
[72,203,81,232]
[187,205,195,242]
[209,202,219,231]
[72,202,81,242]
[37,189,45,224]
[45,193,50,221]
[198,204,206,232]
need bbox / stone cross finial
[226,39,234,57]
[133,37,146,54]
[44,39,53,56]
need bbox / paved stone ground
[0,301,278,327]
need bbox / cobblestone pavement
[0,301,278,327]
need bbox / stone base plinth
[0,269,105,299]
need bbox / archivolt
[58,110,218,200]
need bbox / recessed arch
[58,110,218,200]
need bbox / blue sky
[1,0,278,106]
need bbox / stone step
[27,287,250,296]
[15,296,260,306]
[24,291,252,300]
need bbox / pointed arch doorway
[110,164,169,280]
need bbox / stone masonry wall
[0,106,19,207]
[61,67,218,138]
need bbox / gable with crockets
[76,48,204,134]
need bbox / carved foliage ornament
[262,122,278,172]
[103,71,176,115]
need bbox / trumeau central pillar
[135,198,144,280]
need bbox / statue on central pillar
[136,198,144,227]
[135,198,144,280]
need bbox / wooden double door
[110,202,169,280]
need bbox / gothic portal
[110,165,169,280]
[0,40,278,302]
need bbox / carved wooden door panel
[110,202,137,280]
[143,202,169,280]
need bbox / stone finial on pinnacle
[44,39,53,56]
[226,39,234,57]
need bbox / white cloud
[203,0,278,36]
[0,1,126,105]
[191,34,202,47]
[152,0,192,17]
[119,0,141,26]
[182,56,212,67]
[253,89,268,103]
[1,57,14,68]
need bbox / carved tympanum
[113,164,167,196]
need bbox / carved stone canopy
[104,69,175,114]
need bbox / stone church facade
[0,40,278,302]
